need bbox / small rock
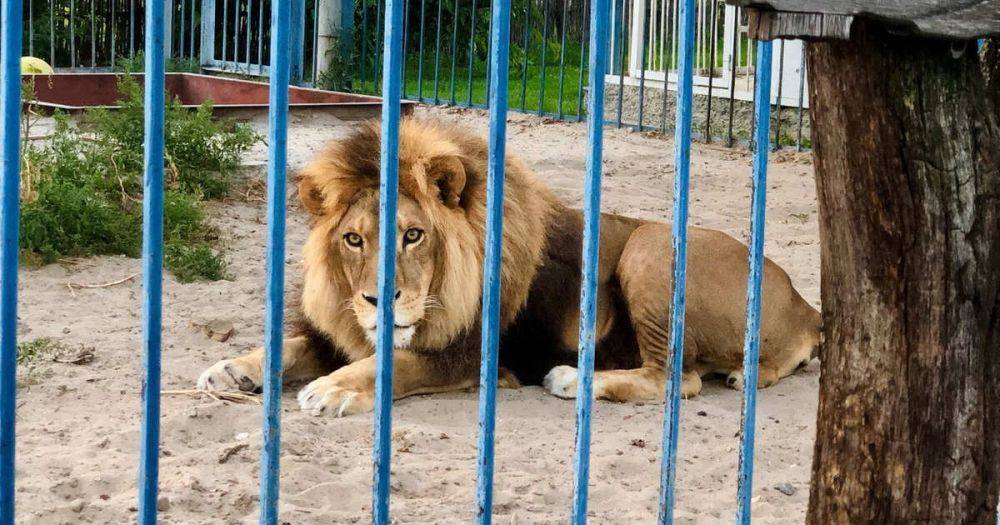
[69,499,85,513]
[157,496,171,511]
[697,410,708,417]
[630,438,646,448]
[203,319,235,342]
[774,483,796,496]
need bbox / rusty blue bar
[657,0,695,522]
[138,0,167,522]
[373,0,406,517]
[474,0,513,520]
[259,0,292,522]
[0,0,22,520]
[735,38,773,525]
[570,0,610,519]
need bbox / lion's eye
[403,228,424,246]
[344,232,363,249]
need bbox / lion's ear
[296,169,327,216]
[425,155,468,208]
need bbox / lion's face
[333,192,438,349]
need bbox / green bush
[20,74,258,282]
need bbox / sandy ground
[15,106,820,524]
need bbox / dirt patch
[15,105,819,524]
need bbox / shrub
[20,74,258,282]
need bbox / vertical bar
[259,0,291,523]
[483,1,493,107]
[71,0,77,68]
[474,0,512,519]
[725,6,737,146]
[518,0,530,111]
[91,0,97,67]
[401,0,410,95]
[190,0,197,58]
[734,38,772,525]
[111,0,116,68]
[449,0,459,103]
[0,0,23,521]
[49,0,54,65]
[222,0,229,65]
[466,0,477,105]
[657,0,670,132]
[361,0,368,85]
[257,0,264,74]
[181,0,187,58]
[137,0,166,521]
[29,0,34,57]
[570,0,609,519]
[557,0,568,119]
[433,0,444,103]
[537,0,549,115]
[373,0,405,518]
[232,0,241,70]
[312,0,320,85]
[201,0,217,68]
[130,0,135,59]
[771,39,784,150]
[636,0,649,130]
[795,49,805,151]
[656,0,693,523]
[417,0,426,99]
[704,0,717,141]
[245,0,253,71]
[575,0,589,121]
[614,0,625,128]
[291,0,306,83]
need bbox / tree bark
[806,21,1000,525]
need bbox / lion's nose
[361,290,401,306]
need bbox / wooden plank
[727,1,1000,39]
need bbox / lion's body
[198,119,820,414]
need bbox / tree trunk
[805,21,1000,524]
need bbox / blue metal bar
[735,39,772,525]
[474,0,512,519]
[0,0,23,520]
[656,0,694,523]
[373,0,405,517]
[259,0,292,522]
[570,0,610,520]
[137,0,166,521]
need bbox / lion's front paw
[543,365,579,399]
[297,375,374,417]
[197,358,262,392]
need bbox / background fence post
[200,0,217,67]
[291,0,307,84]
[164,1,174,61]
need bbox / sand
[14,106,820,524]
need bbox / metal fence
[3,0,782,524]
[15,0,810,149]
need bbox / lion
[197,118,821,416]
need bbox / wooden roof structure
[726,1,1000,40]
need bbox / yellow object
[21,57,54,75]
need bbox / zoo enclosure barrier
[4,2,778,525]
[15,0,811,149]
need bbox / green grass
[351,55,588,117]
